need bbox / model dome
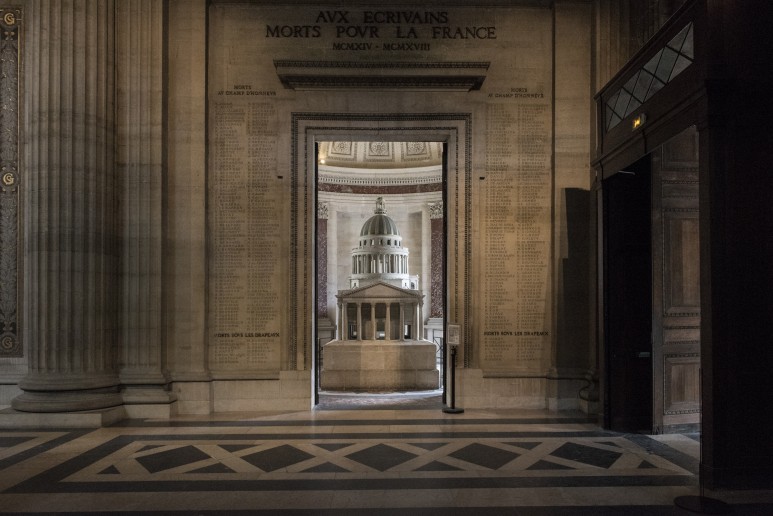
[348,197,417,290]
[359,197,400,237]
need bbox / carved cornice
[275,60,489,91]
[319,171,441,186]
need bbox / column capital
[317,201,329,219]
[428,200,444,219]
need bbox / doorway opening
[603,155,653,433]
[601,126,701,435]
[313,141,446,409]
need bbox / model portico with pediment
[322,198,437,391]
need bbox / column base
[11,388,123,413]
[122,386,178,419]
[0,405,126,428]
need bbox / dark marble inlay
[0,436,33,448]
[346,444,418,471]
[314,443,354,451]
[136,445,211,473]
[220,444,255,453]
[549,442,622,469]
[189,463,236,474]
[415,460,462,472]
[138,444,164,453]
[503,441,541,450]
[527,459,574,470]
[410,442,448,451]
[241,445,315,472]
[302,462,350,473]
[0,430,91,472]
[449,443,519,470]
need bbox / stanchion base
[674,495,732,514]
[442,406,464,414]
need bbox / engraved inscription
[209,101,282,372]
[481,102,551,371]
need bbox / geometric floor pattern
[0,405,772,514]
[16,434,690,486]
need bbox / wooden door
[651,126,701,433]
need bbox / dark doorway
[603,155,653,433]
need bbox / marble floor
[0,394,771,515]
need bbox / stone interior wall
[203,1,594,413]
[0,1,610,416]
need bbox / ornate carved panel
[0,8,21,358]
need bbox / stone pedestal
[321,340,438,391]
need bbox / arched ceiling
[318,141,443,169]
[317,141,443,190]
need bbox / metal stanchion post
[443,343,464,414]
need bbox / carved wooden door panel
[651,127,701,433]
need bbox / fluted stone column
[116,0,174,411]
[340,302,347,340]
[13,0,121,412]
[385,304,391,340]
[414,304,421,340]
[399,303,405,341]
[356,302,362,341]
[370,304,376,340]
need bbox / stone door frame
[290,113,473,399]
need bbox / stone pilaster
[13,0,121,412]
[428,201,444,318]
[316,202,328,318]
[166,0,209,388]
[116,0,174,413]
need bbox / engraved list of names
[209,101,282,375]
[481,102,551,373]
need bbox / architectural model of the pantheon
[321,197,438,391]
